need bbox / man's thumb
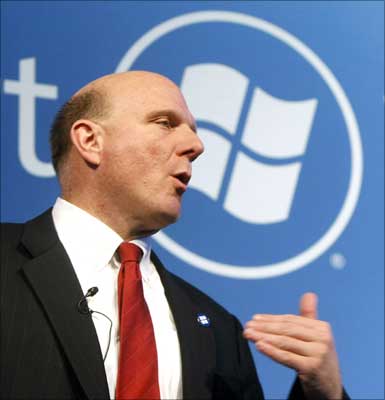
[299,292,318,319]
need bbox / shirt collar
[52,197,154,280]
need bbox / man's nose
[178,126,204,162]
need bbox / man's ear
[70,119,104,167]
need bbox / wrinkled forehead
[129,81,191,121]
[84,72,195,126]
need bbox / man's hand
[243,293,343,399]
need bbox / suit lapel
[151,252,216,399]
[19,210,109,400]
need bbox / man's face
[98,73,204,236]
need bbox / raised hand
[243,293,343,399]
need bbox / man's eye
[157,119,172,128]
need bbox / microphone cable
[77,287,113,362]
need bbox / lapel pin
[197,313,210,327]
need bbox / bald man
[1,72,347,399]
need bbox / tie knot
[118,242,143,264]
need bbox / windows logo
[182,63,317,224]
[197,314,210,327]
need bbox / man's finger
[300,292,318,320]
[251,314,319,328]
[253,340,308,373]
[244,320,321,342]
[243,330,316,357]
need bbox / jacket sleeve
[288,376,350,400]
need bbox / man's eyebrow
[146,109,197,133]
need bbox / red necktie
[115,242,160,399]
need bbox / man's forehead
[74,71,195,127]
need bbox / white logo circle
[116,11,363,279]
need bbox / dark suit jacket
[0,209,345,399]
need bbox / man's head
[50,71,204,239]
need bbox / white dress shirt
[52,197,182,399]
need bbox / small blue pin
[197,313,210,327]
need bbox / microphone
[77,287,113,362]
[77,286,99,314]
[85,286,99,297]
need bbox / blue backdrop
[1,1,384,398]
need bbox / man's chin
[157,207,181,228]
[142,201,182,233]
[161,211,180,227]
[130,208,180,239]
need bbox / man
[1,71,347,399]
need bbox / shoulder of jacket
[1,222,24,243]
